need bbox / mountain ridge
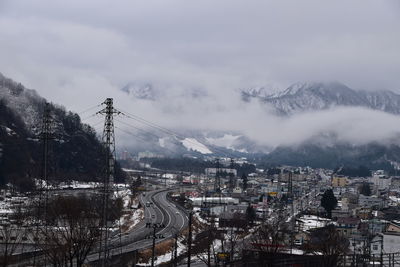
[242,81,400,115]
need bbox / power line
[115,126,178,156]
[117,108,241,158]
[114,118,164,140]
[81,113,98,122]
[115,119,236,158]
[77,104,102,115]
[90,120,105,128]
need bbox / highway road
[85,188,188,264]
[9,188,188,266]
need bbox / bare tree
[35,195,103,267]
[251,210,289,253]
[303,224,349,267]
[0,225,27,267]
[193,227,219,266]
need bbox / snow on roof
[297,215,331,231]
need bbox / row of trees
[186,208,350,267]
[0,194,123,267]
[148,158,257,177]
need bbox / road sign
[217,252,230,261]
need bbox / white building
[371,171,391,190]
[189,197,239,206]
[371,233,400,254]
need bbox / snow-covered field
[181,138,212,154]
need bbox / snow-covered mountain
[118,80,400,170]
[0,72,44,129]
[242,82,400,115]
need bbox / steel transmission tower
[34,102,54,266]
[38,102,55,221]
[96,98,121,266]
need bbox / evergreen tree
[359,182,371,196]
[246,204,256,225]
[242,173,248,191]
[321,189,337,218]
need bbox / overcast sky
[1,0,400,148]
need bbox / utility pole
[215,158,221,205]
[173,233,178,267]
[380,236,383,267]
[215,158,221,192]
[230,227,234,262]
[96,98,121,266]
[229,158,235,192]
[187,212,193,267]
[151,225,157,267]
[207,241,211,267]
[39,102,54,220]
[145,223,165,267]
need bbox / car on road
[294,239,303,246]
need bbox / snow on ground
[2,126,16,136]
[0,202,13,215]
[121,207,143,232]
[35,179,101,190]
[181,138,212,154]
[389,196,400,204]
[158,137,166,148]
[140,237,187,266]
[114,188,130,206]
[205,134,240,149]
[0,193,29,220]
[193,209,209,225]
[115,188,144,232]
[59,180,100,189]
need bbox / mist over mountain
[118,81,400,170]
[2,70,400,178]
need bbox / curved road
[86,188,188,263]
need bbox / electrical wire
[115,126,178,156]
[77,104,102,115]
[81,113,98,122]
[117,108,242,158]
[114,118,162,140]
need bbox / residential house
[336,217,361,238]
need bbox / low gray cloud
[1,0,400,148]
